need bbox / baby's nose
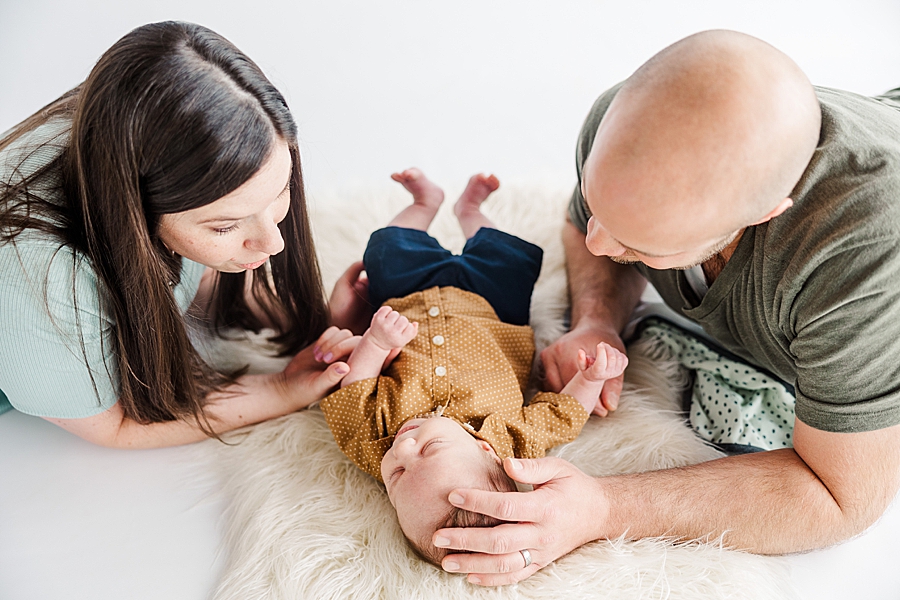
[393,436,418,459]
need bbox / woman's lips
[237,258,268,270]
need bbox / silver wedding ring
[520,548,533,568]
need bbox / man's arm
[539,220,645,413]
[434,419,900,585]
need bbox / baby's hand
[577,342,628,383]
[366,306,419,351]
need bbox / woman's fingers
[319,335,360,363]
[278,353,348,410]
[313,326,358,362]
[301,361,349,402]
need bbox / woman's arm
[42,326,357,448]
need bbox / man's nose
[585,216,626,257]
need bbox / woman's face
[158,139,292,273]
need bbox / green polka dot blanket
[634,318,795,451]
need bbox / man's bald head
[583,30,821,262]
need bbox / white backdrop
[2,2,900,599]
[2,0,899,193]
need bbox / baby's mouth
[394,423,420,439]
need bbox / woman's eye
[214,224,239,235]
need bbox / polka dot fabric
[320,286,589,481]
[639,319,795,450]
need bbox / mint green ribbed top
[0,118,205,418]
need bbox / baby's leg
[386,168,445,231]
[454,173,500,239]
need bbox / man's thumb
[503,456,568,485]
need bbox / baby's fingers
[371,305,393,323]
[591,343,610,373]
[603,344,628,377]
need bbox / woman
[0,21,368,447]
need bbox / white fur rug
[200,180,798,600]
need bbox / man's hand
[433,456,606,586]
[578,341,628,383]
[540,322,627,416]
[329,261,372,335]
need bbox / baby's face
[381,416,500,548]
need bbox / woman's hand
[433,456,607,586]
[311,325,361,364]
[329,261,373,335]
[278,326,361,410]
[45,326,362,448]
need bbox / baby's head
[380,416,516,565]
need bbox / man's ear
[751,198,793,225]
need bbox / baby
[320,169,627,565]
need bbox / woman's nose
[247,219,285,255]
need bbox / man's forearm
[600,449,833,552]
[563,220,645,334]
[599,422,900,553]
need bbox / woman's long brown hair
[0,22,329,431]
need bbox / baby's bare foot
[454,173,500,219]
[391,168,444,210]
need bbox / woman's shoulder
[0,230,120,419]
[0,232,109,326]
[1,116,71,184]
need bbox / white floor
[2,2,900,599]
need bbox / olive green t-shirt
[568,84,900,434]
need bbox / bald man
[430,30,900,586]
